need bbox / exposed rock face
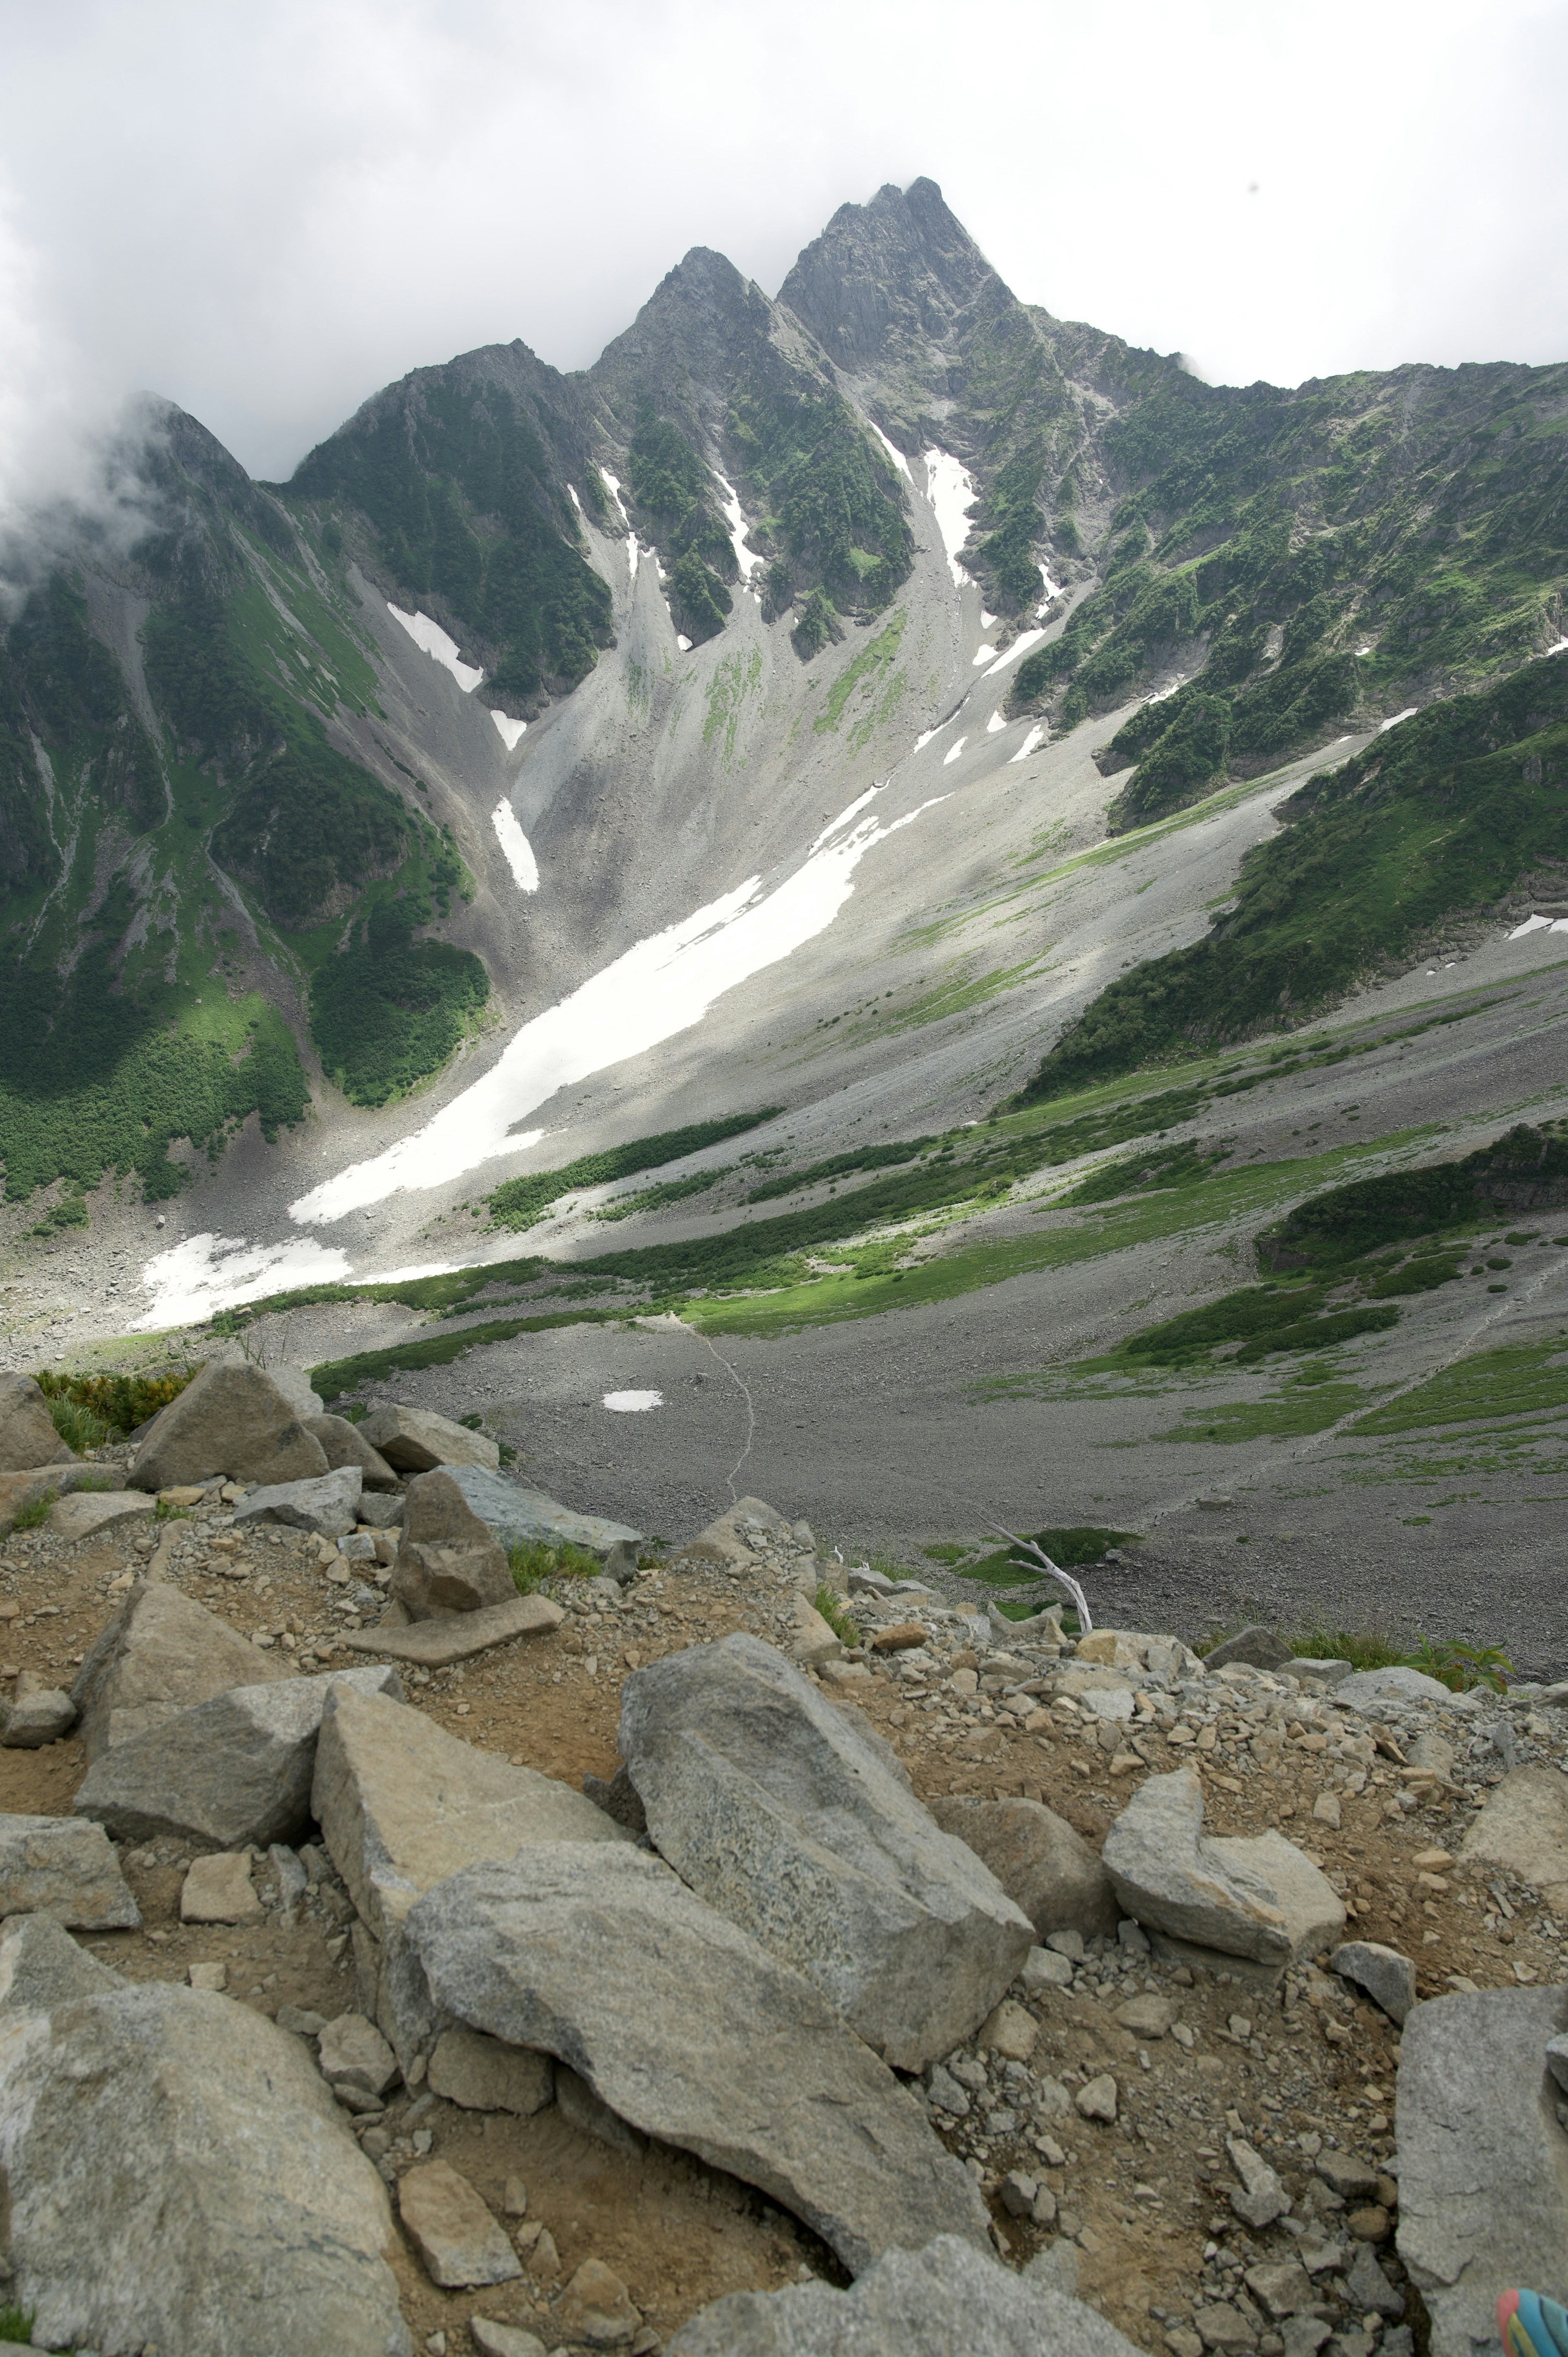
[306,1414,401,1490]
[70,1583,289,1760]
[1102,1767,1344,1967]
[391,1468,518,1619]
[405,1844,992,2278]
[0,1373,75,1472]
[1397,1985,1568,2357]
[234,1466,364,1538]
[619,1633,1031,2069]
[929,1795,1120,1942]
[1203,1627,1292,1673]
[0,1814,141,1929]
[664,2229,1146,2355]
[359,1404,500,1474]
[129,1362,330,1492]
[0,1980,410,2355]
[1334,1667,1456,1709]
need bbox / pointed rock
[70,1583,291,1761]
[129,1362,329,1492]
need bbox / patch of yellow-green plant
[813,1583,860,1647]
[509,1538,602,1594]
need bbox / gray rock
[1316,2151,1381,2200]
[1227,2134,1290,2228]
[1204,1627,1291,1672]
[0,1979,410,2355]
[664,2231,1145,2356]
[338,1591,564,1666]
[1332,1941,1418,2025]
[929,1795,1120,1942]
[129,1362,330,1492]
[428,2026,554,2116]
[619,1634,1032,2070]
[312,1685,636,1945]
[1245,2261,1316,2318]
[263,1365,327,1420]
[583,1762,648,1835]
[1115,1993,1176,2038]
[390,1468,517,1619]
[1282,1658,1355,1686]
[925,2064,969,2118]
[558,2257,642,2348]
[0,1813,140,1929]
[1396,1984,1568,2357]
[555,2060,647,2156]
[305,1414,401,1491]
[356,1491,405,1529]
[1,1686,77,1747]
[1334,1666,1455,1708]
[0,1374,75,1472]
[397,2159,521,2288]
[181,1851,261,1924]
[73,1666,403,1850]
[70,1582,289,1760]
[1460,1767,1568,1900]
[48,1488,156,1543]
[405,1843,991,2278]
[441,1461,641,1558]
[318,2011,400,2098]
[1546,2032,1568,2094]
[470,2324,548,2357]
[0,1910,122,2009]
[234,1466,364,1539]
[1022,1944,1074,1993]
[1102,1766,1345,1968]
[359,1405,500,1474]
[1344,2245,1404,2319]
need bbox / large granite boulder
[929,1796,1120,1941]
[443,1463,642,1559]
[0,1816,140,1930]
[359,1405,499,1474]
[0,1910,123,2009]
[618,1635,1032,2070]
[391,1469,517,1620]
[1102,1766,1345,1967]
[129,1362,330,1492]
[234,1466,364,1538]
[1397,1985,1568,2357]
[73,1665,404,1850]
[306,1414,401,1491]
[0,1374,75,1472]
[70,1582,288,1760]
[665,2232,1145,2355]
[405,1844,991,2278]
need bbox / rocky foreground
[1,1366,1567,2355]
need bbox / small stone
[1228,2135,1290,2229]
[1315,2152,1381,2201]
[926,2064,970,2118]
[186,1960,227,1991]
[1281,2323,1333,2357]
[1,1687,77,1748]
[979,1997,1038,2062]
[427,2027,554,2117]
[318,2012,400,2100]
[1076,2073,1118,2123]
[1000,2169,1038,2217]
[1047,1929,1086,1961]
[275,2003,327,2036]
[558,2256,642,2348]
[398,2159,523,2288]
[1312,1793,1342,1831]
[1022,1944,1074,1993]
[1344,2243,1404,2317]
[1116,1994,1175,2038]
[525,2225,561,2281]
[179,1852,263,1925]
[1547,2033,1568,2095]
[1345,2204,1390,2243]
[870,1623,929,1652]
[502,2174,529,2217]
[1331,1941,1418,2025]
[470,2322,549,2357]
[1193,2301,1256,2351]
[1167,2330,1206,2357]
[1245,2262,1316,2318]
[1228,2014,1253,2042]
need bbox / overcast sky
[2,0,1565,521]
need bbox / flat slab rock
[406,1843,991,2279]
[71,1582,290,1760]
[359,1404,499,1474]
[0,1814,140,1930]
[619,1632,1031,2069]
[49,1489,156,1543]
[443,1461,641,1557]
[338,1590,563,1666]
[0,1979,409,2356]
[234,1465,364,1539]
[1398,1984,1568,2357]
[1460,1767,1568,1906]
[1102,1766,1344,1969]
[74,1665,403,1850]
[665,2231,1144,2356]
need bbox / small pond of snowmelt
[713,473,762,581]
[492,801,540,892]
[943,736,968,766]
[1010,724,1046,763]
[869,423,910,479]
[285,787,946,1229]
[490,712,527,751]
[139,1233,351,1330]
[387,606,484,693]
[922,450,978,584]
[1380,708,1419,734]
[603,1390,663,1412]
[985,629,1046,678]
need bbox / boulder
[789,1595,844,1667]
[311,1686,636,1944]
[1204,1627,1291,1673]
[1334,1666,1455,1709]
[338,1591,563,1666]
[234,1466,364,1539]
[470,2324,548,2357]
[664,2231,1145,2356]
[0,1814,140,1929]
[264,1365,327,1420]
[397,2158,521,2288]
[180,1852,262,1924]
[427,2025,555,2116]
[1332,1941,1418,2025]
[0,1374,74,1472]
[1460,1767,1568,1900]
[0,1910,122,2009]
[359,1405,499,1475]
[619,1634,1033,2069]
[1102,1767,1344,1968]
[1,1685,77,1747]
[73,1666,403,1850]
[0,1980,410,2355]
[318,2011,400,2100]
[1397,1985,1568,2357]
[441,1461,641,1558]
[305,1414,401,1491]
[1282,1658,1355,1686]
[391,1469,516,1619]
[49,1488,156,1543]
[129,1361,330,1492]
[71,1581,290,1760]
[929,1796,1120,1942]
[357,1491,405,1530]
[406,1844,991,2279]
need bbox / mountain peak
[777,176,1011,373]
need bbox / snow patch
[676,633,693,651]
[1546,638,1568,657]
[490,711,527,751]
[1379,707,1419,734]
[600,470,629,525]
[1035,564,1063,616]
[568,484,583,514]
[1145,675,1187,706]
[286,789,948,1229]
[943,736,968,766]
[986,709,1005,734]
[387,605,483,693]
[1509,913,1568,939]
[1356,646,1372,658]
[492,800,539,892]
[604,1389,663,1412]
[139,1233,351,1330]
[922,449,978,584]
[981,609,998,629]
[869,423,911,479]
[984,629,1046,678]
[971,642,998,667]
[1010,724,1046,763]
[713,472,762,580]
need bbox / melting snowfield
[388,604,484,691]
[492,800,541,892]
[922,450,978,584]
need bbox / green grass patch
[307,1309,626,1402]
[814,611,907,735]
[35,1364,198,1438]
[310,905,489,1106]
[486,1112,782,1233]
[1155,1379,1368,1445]
[1349,1331,1568,1435]
[592,1168,733,1222]
[813,1583,861,1647]
[509,1538,601,1593]
[955,1526,1142,1586]
[9,1489,56,1533]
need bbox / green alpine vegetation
[485,1111,785,1232]
[309,901,490,1107]
[626,411,737,646]
[1017,653,1568,1100]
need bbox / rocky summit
[1,162,1567,2355]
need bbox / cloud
[0,0,1563,515]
